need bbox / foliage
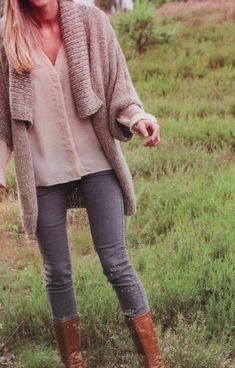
[113,0,176,55]
[96,0,113,12]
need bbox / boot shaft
[53,315,85,368]
[125,310,165,368]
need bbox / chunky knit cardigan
[0,0,144,235]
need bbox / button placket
[47,64,82,178]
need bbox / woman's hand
[131,119,160,147]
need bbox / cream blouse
[0,42,157,188]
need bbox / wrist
[130,114,159,134]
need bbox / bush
[96,0,113,12]
[114,0,172,55]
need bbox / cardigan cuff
[117,109,159,134]
[129,112,158,133]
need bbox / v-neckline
[40,42,64,68]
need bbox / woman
[0,0,165,367]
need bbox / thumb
[137,122,149,137]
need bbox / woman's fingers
[132,119,161,148]
[144,132,160,147]
[132,120,149,137]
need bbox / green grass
[0,2,235,367]
[16,345,61,368]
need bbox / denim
[35,169,150,321]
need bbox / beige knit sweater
[0,0,156,235]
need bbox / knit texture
[0,0,144,235]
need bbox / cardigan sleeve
[116,103,158,133]
[0,45,13,151]
[0,42,13,188]
[105,16,145,142]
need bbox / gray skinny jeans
[35,169,150,321]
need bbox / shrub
[114,0,172,55]
[95,0,113,12]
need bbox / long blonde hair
[3,0,44,73]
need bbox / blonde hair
[3,0,44,73]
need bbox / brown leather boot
[125,310,165,368]
[53,314,85,368]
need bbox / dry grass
[0,198,93,269]
[157,0,235,16]
[0,199,39,265]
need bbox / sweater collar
[9,0,104,127]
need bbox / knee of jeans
[43,261,73,291]
[102,258,135,284]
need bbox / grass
[0,1,235,367]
